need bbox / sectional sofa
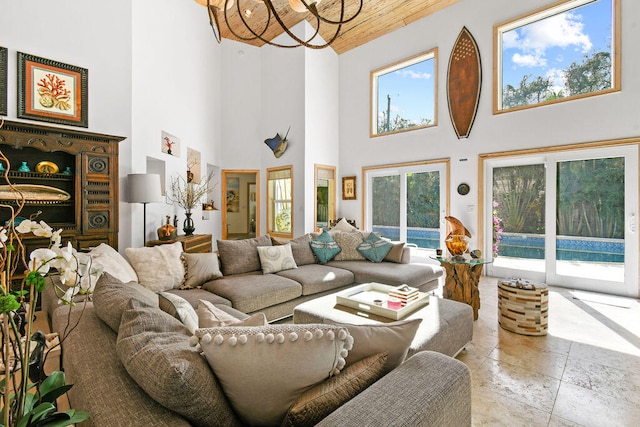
[41,232,472,426]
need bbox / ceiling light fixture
[198,0,363,49]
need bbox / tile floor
[457,276,640,427]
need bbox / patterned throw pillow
[257,244,298,274]
[309,230,341,264]
[357,232,394,263]
[333,231,366,261]
[158,292,199,334]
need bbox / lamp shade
[128,174,163,204]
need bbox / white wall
[0,0,133,245]
[130,0,222,247]
[338,0,640,249]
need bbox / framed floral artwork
[17,52,88,127]
[0,47,7,116]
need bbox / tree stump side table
[435,257,492,320]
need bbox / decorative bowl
[445,234,469,256]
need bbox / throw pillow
[92,272,159,333]
[197,299,267,328]
[287,234,317,266]
[257,244,298,274]
[309,230,341,264]
[331,218,357,232]
[89,243,138,283]
[217,235,272,275]
[182,252,223,289]
[384,241,406,263]
[324,318,422,374]
[158,292,199,334]
[281,352,388,427]
[333,231,366,261]
[357,233,394,263]
[125,242,185,292]
[194,324,353,426]
[116,305,237,426]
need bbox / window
[371,49,438,137]
[314,164,336,231]
[266,166,293,238]
[494,0,620,113]
[363,160,449,251]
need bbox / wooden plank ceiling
[195,0,461,54]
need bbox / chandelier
[198,0,363,49]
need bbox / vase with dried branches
[168,172,216,235]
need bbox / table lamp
[128,173,163,245]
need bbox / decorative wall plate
[457,183,470,195]
[35,161,59,174]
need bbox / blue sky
[376,58,435,126]
[501,0,612,92]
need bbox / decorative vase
[62,166,73,175]
[157,215,177,240]
[445,234,469,256]
[183,211,195,236]
[18,161,31,172]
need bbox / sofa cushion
[277,264,355,296]
[310,230,341,264]
[197,299,267,328]
[217,235,272,275]
[163,288,232,308]
[384,241,406,263]
[195,324,352,426]
[325,318,422,374]
[125,242,185,291]
[257,244,298,274]
[327,260,443,290]
[203,272,302,313]
[182,252,223,289]
[288,234,317,266]
[89,243,138,283]
[93,272,159,332]
[117,305,238,426]
[281,352,388,427]
[333,231,366,261]
[357,233,393,263]
[158,292,198,334]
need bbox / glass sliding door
[485,145,638,297]
[365,161,448,251]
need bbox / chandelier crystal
[198,0,363,49]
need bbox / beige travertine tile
[553,382,640,426]
[568,342,640,373]
[547,415,585,427]
[489,343,568,379]
[472,358,561,413]
[471,385,550,427]
[562,356,640,405]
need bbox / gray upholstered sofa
[39,234,472,426]
[193,233,445,321]
[44,277,471,427]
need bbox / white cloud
[512,53,546,68]
[504,11,592,68]
[396,70,431,80]
[545,68,566,93]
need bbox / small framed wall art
[17,52,88,127]
[161,130,180,156]
[342,176,356,200]
[0,47,7,116]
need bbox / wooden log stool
[497,278,548,336]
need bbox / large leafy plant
[0,142,91,426]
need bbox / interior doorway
[221,170,260,240]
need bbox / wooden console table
[146,234,212,253]
[434,257,492,320]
